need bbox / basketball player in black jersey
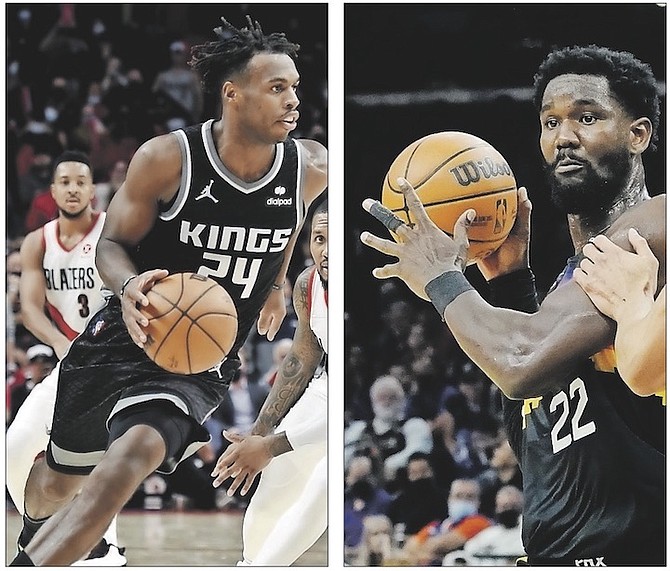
[12,16,326,566]
[362,46,665,565]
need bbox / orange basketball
[381,131,518,262]
[140,272,238,374]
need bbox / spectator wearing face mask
[388,452,448,536]
[344,375,433,488]
[446,485,525,566]
[403,478,492,565]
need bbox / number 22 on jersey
[549,378,596,454]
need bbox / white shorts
[277,371,327,449]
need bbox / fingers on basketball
[140,272,238,374]
[381,131,518,262]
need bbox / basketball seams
[142,272,238,374]
[402,140,423,182]
[187,313,237,373]
[185,314,238,369]
[148,278,223,318]
[146,307,187,367]
[381,131,518,262]
[411,143,489,191]
[440,232,511,244]
[389,186,517,209]
[386,142,491,195]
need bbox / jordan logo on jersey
[195,179,218,203]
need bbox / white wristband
[119,274,138,297]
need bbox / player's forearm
[96,237,140,297]
[251,351,320,436]
[614,295,665,396]
[21,306,70,353]
[443,288,612,399]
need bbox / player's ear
[629,117,652,154]
[222,81,237,104]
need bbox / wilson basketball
[140,272,238,374]
[381,131,518,262]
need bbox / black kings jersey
[503,256,665,565]
[131,119,306,354]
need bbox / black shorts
[46,297,240,475]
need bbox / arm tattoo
[252,269,323,435]
[254,354,311,435]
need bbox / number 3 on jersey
[549,378,596,454]
[198,254,262,299]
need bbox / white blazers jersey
[307,266,327,354]
[42,212,107,339]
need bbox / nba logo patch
[91,318,106,337]
[494,198,508,234]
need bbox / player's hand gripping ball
[140,272,238,374]
[381,131,518,262]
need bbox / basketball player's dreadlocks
[190,16,300,94]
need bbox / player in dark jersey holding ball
[362,45,664,565]
[12,16,326,566]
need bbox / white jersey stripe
[161,130,193,221]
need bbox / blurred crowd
[345,280,525,566]
[6,4,326,513]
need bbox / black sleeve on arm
[489,268,539,460]
[488,268,540,314]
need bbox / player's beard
[544,147,632,217]
[59,205,88,219]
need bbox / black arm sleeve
[489,268,539,459]
[488,268,540,313]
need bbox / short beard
[544,147,632,217]
[58,206,88,219]
[319,273,327,291]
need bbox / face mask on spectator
[495,509,521,529]
[44,106,59,123]
[372,401,404,423]
[407,477,434,493]
[348,478,375,501]
[448,499,478,521]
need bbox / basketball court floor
[6,508,327,566]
